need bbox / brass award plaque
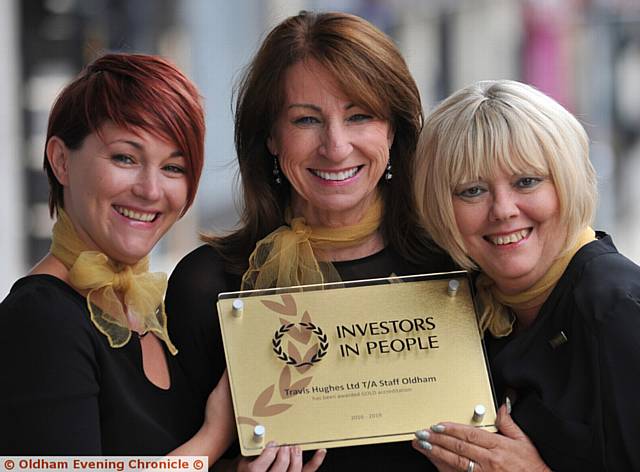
[217,271,496,456]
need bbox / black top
[487,234,640,471]
[0,275,201,455]
[166,243,455,470]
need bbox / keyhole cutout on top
[138,333,171,390]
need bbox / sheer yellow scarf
[50,209,177,354]
[241,197,383,290]
[476,227,596,337]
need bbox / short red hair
[44,53,205,216]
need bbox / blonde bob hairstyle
[415,80,597,270]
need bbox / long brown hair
[207,10,438,274]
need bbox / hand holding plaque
[217,272,496,456]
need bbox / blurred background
[1,0,639,297]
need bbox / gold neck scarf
[241,196,383,290]
[50,209,177,354]
[476,227,596,337]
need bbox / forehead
[281,60,349,106]
[94,122,180,152]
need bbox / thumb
[495,403,526,440]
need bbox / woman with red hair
[0,53,233,459]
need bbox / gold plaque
[217,272,496,456]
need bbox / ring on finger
[467,459,475,472]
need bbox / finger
[287,446,302,472]
[270,446,292,472]
[495,404,526,440]
[428,422,499,449]
[412,440,457,472]
[301,449,327,472]
[412,437,479,472]
[247,442,279,470]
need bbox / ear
[387,127,395,150]
[46,136,71,186]
[267,135,277,156]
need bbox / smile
[113,205,158,223]
[310,166,362,181]
[485,228,531,246]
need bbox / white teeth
[311,167,359,181]
[489,229,530,245]
[114,206,157,222]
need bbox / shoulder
[0,275,91,336]
[0,276,97,390]
[167,244,236,296]
[570,235,640,324]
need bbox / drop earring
[384,159,393,181]
[273,156,282,185]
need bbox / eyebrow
[110,139,183,158]
[286,103,356,112]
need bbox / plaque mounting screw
[472,404,486,422]
[232,299,244,317]
[253,424,266,443]
[447,279,460,296]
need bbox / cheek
[453,203,481,238]
[166,179,190,214]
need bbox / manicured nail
[418,440,433,451]
[505,396,512,415]
[431,424,445,433]
[415,429,430,440]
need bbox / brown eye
[111,154,135,164]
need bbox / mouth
[484,228,531,246]
[113,205,158,223]
[309,165,363,182]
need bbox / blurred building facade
[1,0,639,296]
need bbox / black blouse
[0,275,201,454]
[487,234,640,471]
[166,243,455,470]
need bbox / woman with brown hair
[166,10,452,471]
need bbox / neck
[291,193,379,228]
[314,230,385,262]
[29,253,70,283]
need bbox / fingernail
[415,429,430,440]
[431,424,445,433]
[418,440,433,451]
[505,396,512,415]
[266,441,277,448]
[293,446,301,455]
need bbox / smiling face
[452,167,566,294]
[47,122,188,265]
[267,60,394,226]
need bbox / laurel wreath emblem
[272,322,329,367]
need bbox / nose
[132,168,162,201]
[319,121,353,161]
[489,187,519,221]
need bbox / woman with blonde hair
[413,79,640,471]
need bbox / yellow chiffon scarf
[476,227,596,337]
[241,197,383,290]
[50,209,177,354]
